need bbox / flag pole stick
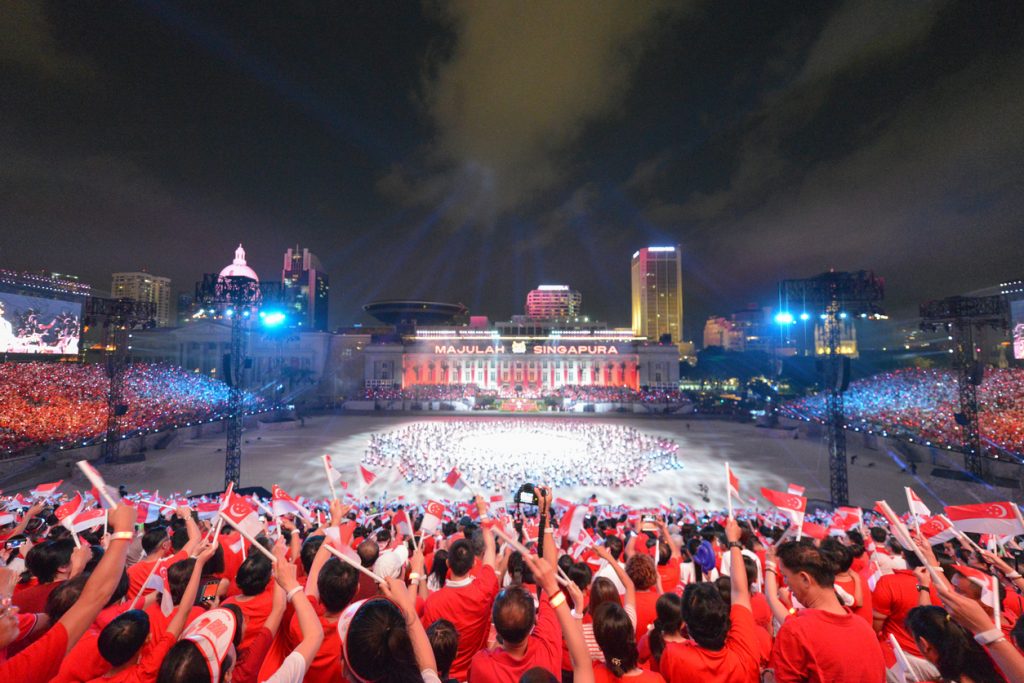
[725,463,733,518]
[322,455,338,501]
[324,544,384,583]
[218,512,277,563]
[904,488,922,535]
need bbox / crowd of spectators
[781,367,1024,457]
[0,362,265,455]
[2,480,1024,683]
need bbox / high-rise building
[631,246,683,344]
[525,284,582,320]
[111,271,172,327]
[282,245,329,330]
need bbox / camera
[641,514,658,532]
[514,483,537,506]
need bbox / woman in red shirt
[592,601,666,683]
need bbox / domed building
[218,244,259,282]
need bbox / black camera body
[514,483,538,506]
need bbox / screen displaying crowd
[781,367,1024,457]
[2,476,1024,683]
[0,362,265,455]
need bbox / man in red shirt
[14,537,81,614]
[660,517,761,683]
[126,507,199,601]
[871,548,941,681]
[421,497,497,681]
[222,549,276,657]
[769,541,885,683]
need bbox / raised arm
[658,520,682,559]
[176,506,201,557]
[725,517,751,610]
[763,543,791,625]
[593,543,635,608]
[538,489,558,570]
[273,545,324,669]
[167,540,215,638]
[475,496,497,569]
[524,553,594,683]
[381,577,437,675]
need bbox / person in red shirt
[660,517,761,683]
[85,540,215,682]
[421,497,497,681]
[14,537,81,614]
[905,605,1005,683]
[127,515,194,602]
[592,601,666,683]
[626,554,661,641]
[637,593,683,673]
[221,549,276,657]
[819,539,872,625]
[769,540,885,683]
[871,547,941,681]
[0,503,135,683]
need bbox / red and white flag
[445,467,467,491]
[393,509,413,537]
[271,485,310,521]
[919,515,957,545]
[726,464,741,499]
[69,508,106,534]
[77,461,121,509]
[420,500,445,535]
[136,500,163,524]
[220,491,263,539]
[787,483,805,497]
[359,464,377,487]
[905,488,931,517]
[55,492,85,531]
[30,480,63,499]
[195,502,221,521]
[832,506,863,531]
[952,565,1000,610]
[559,504,588,541]
[944,502,1024,537]
[760,487,806,524]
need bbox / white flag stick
[939,514,985,554]
[76,461,120,509]
[491,526,532,557]
[324,544,384,583]
[218,512,277,563]
[725,462,734,518]
[904,488,922,535]
[141,499,177,512]
[888,634,912,683]
[322,455,338,501]
[994,574,1001,631]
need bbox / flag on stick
[725,463,739,517]
[76,461,120,509]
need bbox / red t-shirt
[126,550,187,600]
[143,602,205,638]
[769,608,884,683]
[634,590,660,641]
[421,571,500,680]
[593,661,667,683]
[0,622,68,683]
[659,604,761,683]
[834,574,872,624]
[84,630,177,683]
[286,595,343,683]
[748,593,771,632]
[468,596,562,683]
[657,558,682,593]
[12,580,61,614]
[871,570,938,657]
[223,585,275,656]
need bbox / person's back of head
[588,576,621,615]
[319,558,359,614]
[344,599,421,683]
[236,554,272,596]
[819,539,853,574]
[681,582,730,651]
[26,538,76,583]
[593,602,638,676]
[625,554,657,591]
[98,610,150,667]
[301,535,325,574]
[657,541,671,566]
[776,540,837,589]
[869,527,887,545]
[167,558,197,605]
[357,539,380,569]
[519,667,559,683]
[907,606,1003,683]
[426,619,459,679]
[649,593,682,661]
[157,641,216,683]
[567,562,592,592]
[470,528,485,558]
[447,539,474,578]
[141,526,170,556]
[604,536,623,561]
[492,585,537,646]
[45,574,87,622]
[714,576,732,604]
[170,526,190,553]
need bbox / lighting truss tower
[84,297,156,464]
[198,275,262,488]
[780,270,884,507]
[919,295,1009,478]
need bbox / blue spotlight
[774,312,794,325]
[261,311,286,327]
[799,312,810,321]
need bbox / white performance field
[10,414,1016,510]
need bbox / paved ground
[8,412,1018,510]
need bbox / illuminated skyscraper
[282,245,329,330]
[631,246,683,343]
[111,271,172,327]
[525,285,582,320]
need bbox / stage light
[261,311,286,327]
[774,312,794,324]
[799,312,810,321]
[838,311,848,319]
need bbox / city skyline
[1,3,1022,340]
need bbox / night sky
[2,1,1022,341]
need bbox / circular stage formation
[363,418,682,493]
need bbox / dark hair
[448,539,475,577]
[170,527,190,553]
[520,668,559,683]
[1012,614,1024,651]
[236,554,272,596]
[345,598,421,683]
[426,619,459,678]
[680,582,729,650]
[588,576,621,615]
[714,576,732,604]
[158,641,216,683]
[906,606,1003,683]
[604,536,623,561]
[492,585,537,645]
[46,574,87,622]
[625,554,657,591]
[25,538,76,583]
[567,562,592,591]
[301,535,325,574]
[819,539,853,573]
[166,558,197,605]
[357,539,379,569]
[593,602,638,676]
[202,544,225,576]
[869,527,887,544]
[776,541,836,587]
[98,610,150,666]
[318,558,359,613]
[429,550,449,588]
[648,593,682,661]
[141,527,170,555]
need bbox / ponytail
[649,593,683,662]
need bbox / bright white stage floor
[13,414,1017,510]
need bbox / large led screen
[0,291,82,355]
[1013,299,1024,360]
